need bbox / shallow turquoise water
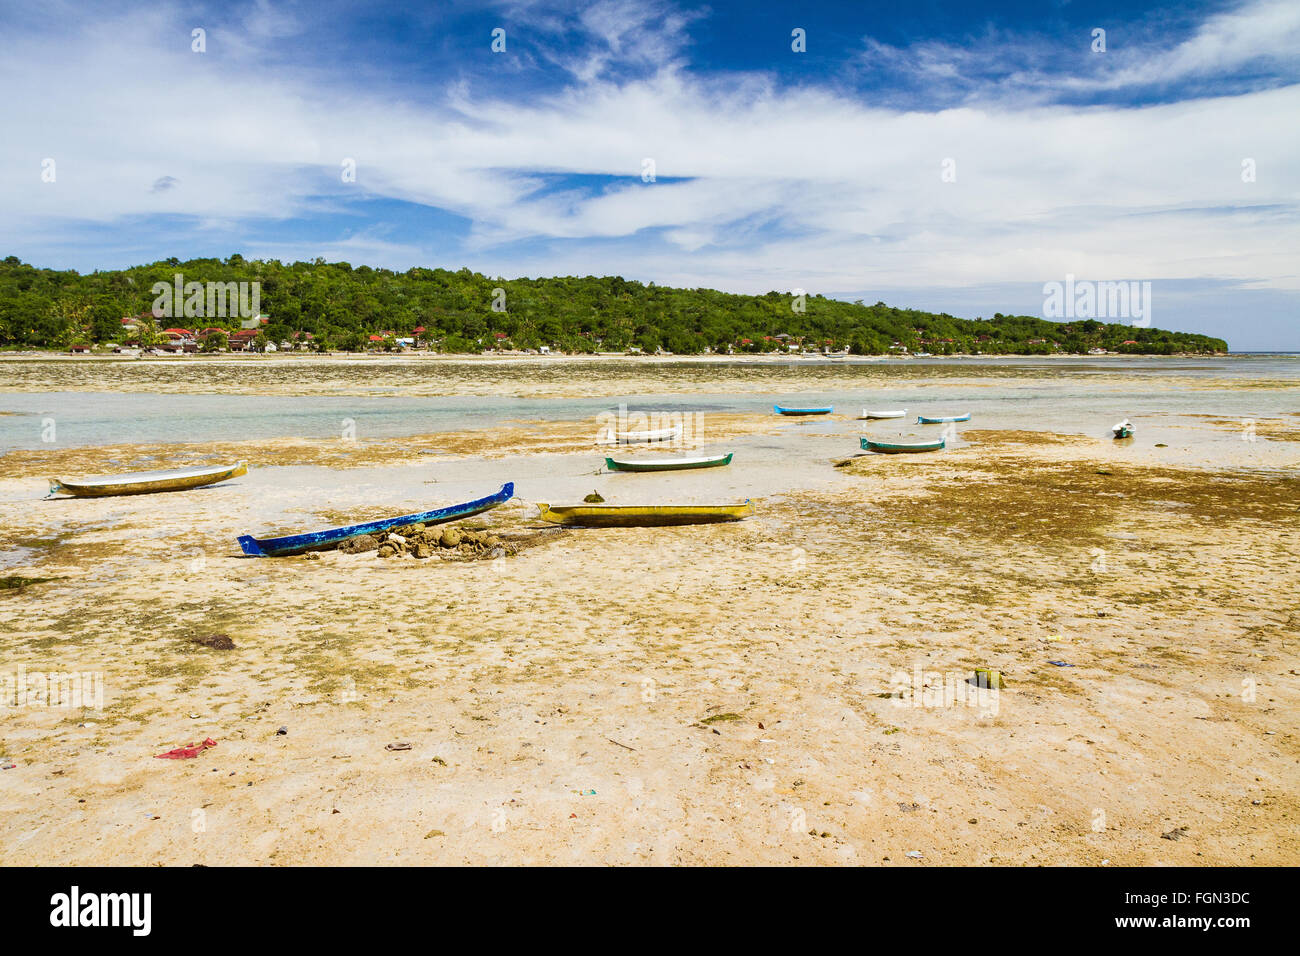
[0,354,1295,453]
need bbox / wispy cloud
[856,0,1300,106]
[0,0,1297,344]
[499,0,703,82]
[242,0,306,39]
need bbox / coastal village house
[229,329,259,351]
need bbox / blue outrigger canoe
[775,404,833,416]
[917,413,971,424]
[237,482,514,557]
[862,437,946,454]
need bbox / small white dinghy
[1112,419,1134,439]
[597,425,682,445]
[859,409,907,419]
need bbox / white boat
[49,462,248,498]
[598,425,682,445]
[860,409,907,419]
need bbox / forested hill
[0,255,1228,354]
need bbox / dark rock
[190,633,235,650]
[339,534,379,554]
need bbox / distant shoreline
[0,348,1248,362]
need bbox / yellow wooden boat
[49,462,248,497]
[536,500,754,527]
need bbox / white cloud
[499,0,701,82]
[242,0,306,40]
[0,0,1297,304]
[1112,0,1300,88]
[858,0,1300,103]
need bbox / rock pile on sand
[337,523,510,560]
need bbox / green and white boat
[861,436,946,454]
[605,453,733,472]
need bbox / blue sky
[1,0,1297,348]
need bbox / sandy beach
[1,357,1297,865]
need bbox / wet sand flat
[1,408,1296,865]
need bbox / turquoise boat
[862,437,946,454]
[917,413,971,424]
[775,404,833,416]
[605,453,733,472]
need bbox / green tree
[200,330,229,352]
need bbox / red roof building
[228,329,259,351]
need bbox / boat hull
[238,482,514,557]
[49,462,248,497]
[862,437,945,454]
[917,414,971,424]
[598,426,683,445]
[536,500,753,526]
[605,453,732,472]
[775,405,833,416]
[860,410,906,419]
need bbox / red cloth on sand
[155,737,217,759]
